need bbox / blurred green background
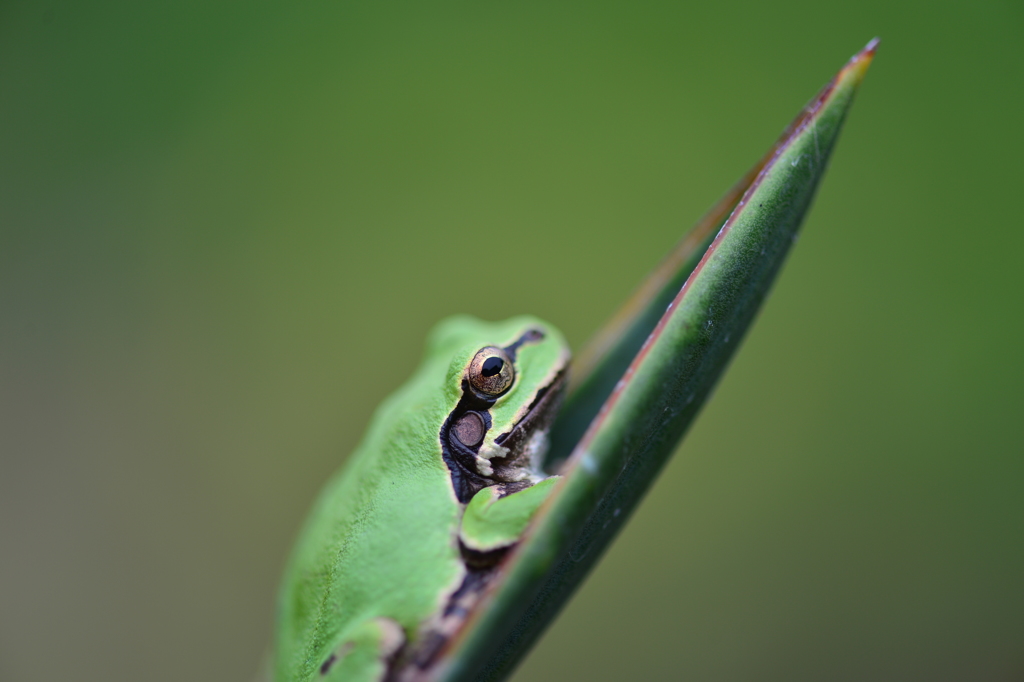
[2,1,1022,680]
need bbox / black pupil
[481,357,504,377]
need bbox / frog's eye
[468,346,515,397]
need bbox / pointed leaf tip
[420,42,878,682]
[843,37,880,84]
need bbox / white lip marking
[474,456,494,477]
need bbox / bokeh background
[2,1,1022,680]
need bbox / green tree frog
[273,315,570,681]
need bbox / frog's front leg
[318,617,405,682]
[459,477,561,553]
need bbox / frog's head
[435,316,570,503]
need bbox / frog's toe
[318,617,405,682]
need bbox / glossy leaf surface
[425,39,878,682]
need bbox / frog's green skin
[273,316,570,682]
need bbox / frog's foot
[317,617,405,682]
[389,478,561,677]
[459,476,561,554]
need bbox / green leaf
[423,39,878,682]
